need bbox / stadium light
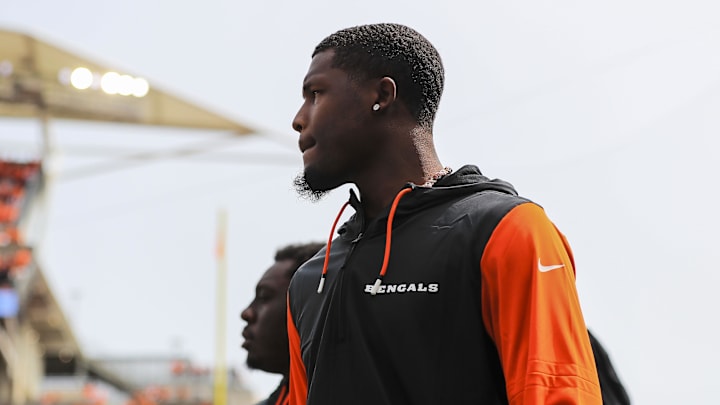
[59,67,150,97]
[117,74,134,96]
[70,67,93,90]
[100,71,120,95]
[132,77,149,97]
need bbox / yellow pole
[213,209,228,405]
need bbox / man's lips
[301,146,319,169]
[241,329,253,348]
[298,134,316,154]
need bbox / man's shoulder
[288,250,325,302]
[447,187,533,219]
[292,250,324,281]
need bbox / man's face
[240,259,293,374]
[292,50,382,194]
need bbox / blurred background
[1,1,719,404]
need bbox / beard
[293,172,329,202]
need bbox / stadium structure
[1,28,257,405]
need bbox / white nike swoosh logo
[538,259,565,273]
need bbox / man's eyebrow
[302,77,315,93]
[302,72,326,91]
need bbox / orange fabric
[287,298,308,405]
[480,203,601,404]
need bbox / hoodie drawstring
[317,187,413,295]
[371,187,412,295]
[317,201,350,293]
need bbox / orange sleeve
[287,297,308,405]
[480,202,602,404]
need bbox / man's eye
[255,289,273,301]
[311,90,320,104]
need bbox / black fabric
[589,330,632,405]
[289,165,607,404]
[289,165,526,404]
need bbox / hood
[315,165,518,295]
[339,164,518,240]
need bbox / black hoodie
[288,165,601,405]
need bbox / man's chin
[293,172,330,202]
[245,358,257,370]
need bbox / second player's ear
[372,76,397,111]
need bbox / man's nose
[240,306,254,322]
[292,106,306,133]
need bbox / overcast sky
[2,1,720,403]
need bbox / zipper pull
[351,232,363,244]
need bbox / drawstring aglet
[317,275,326,294]
[370,277,383,295]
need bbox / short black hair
[313,23,444,129]
[274,242,325,278]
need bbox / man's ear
[373,76,397,111]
